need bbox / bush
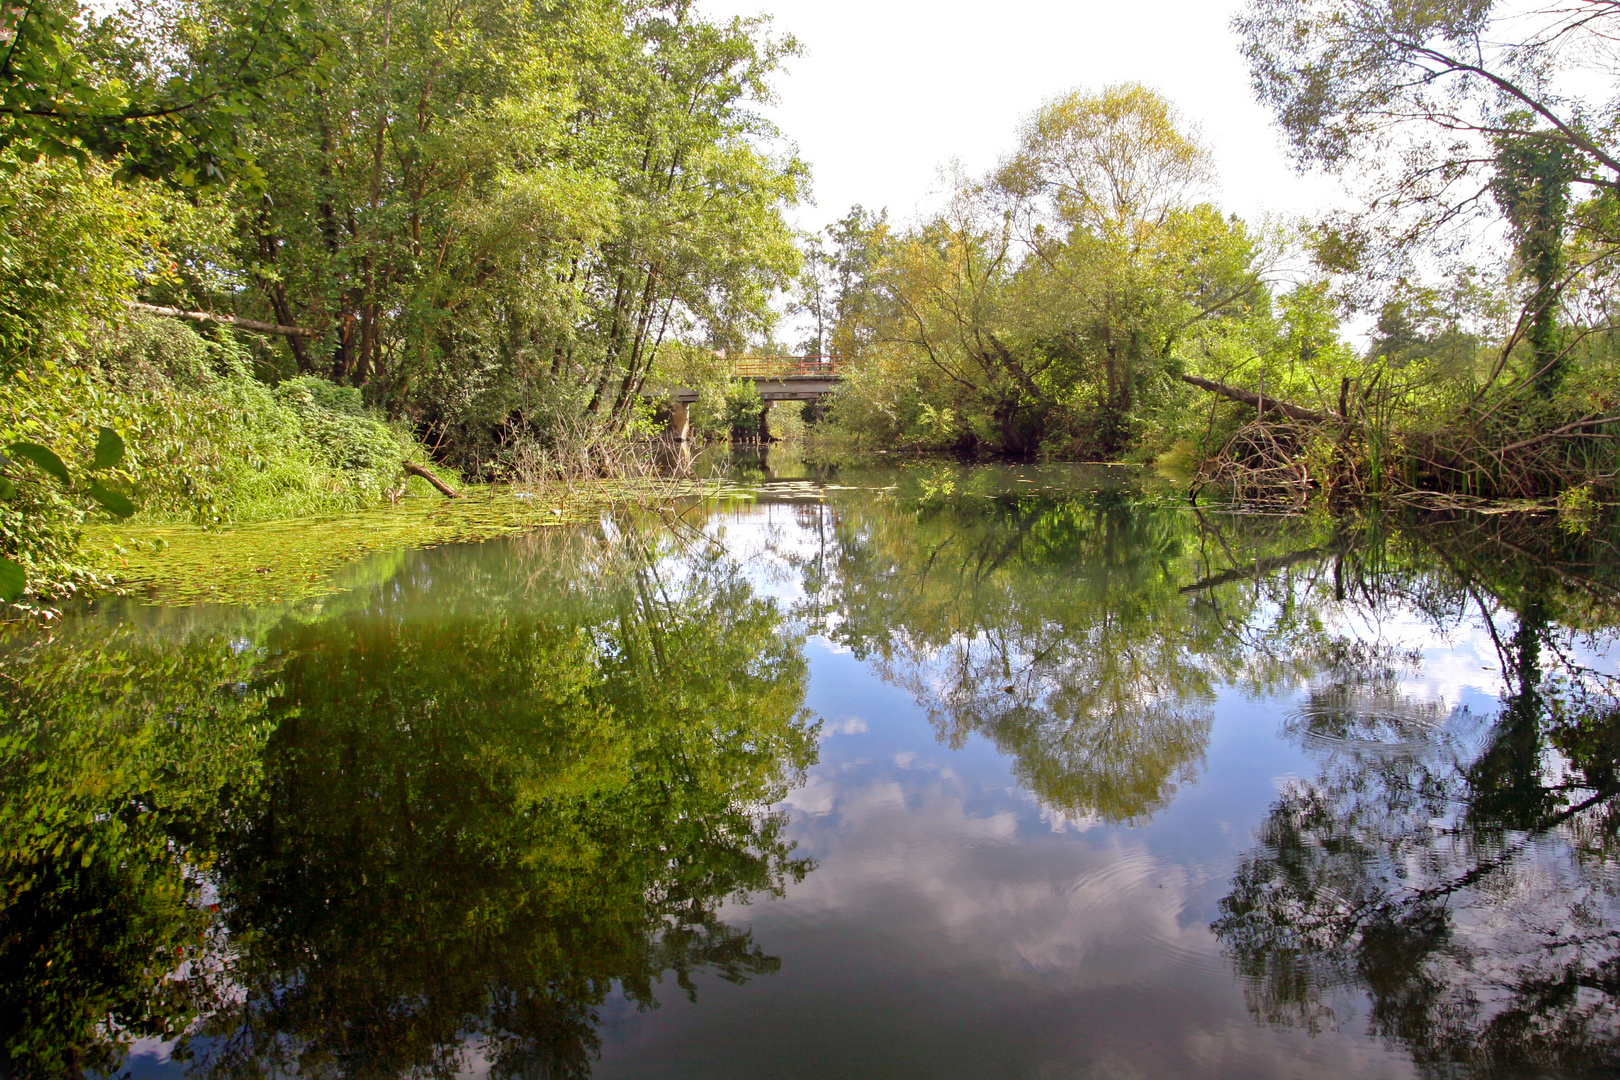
[1,317,448,603]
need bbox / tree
[0,0,321,183]
[832,85,1268,457]
[215,0,804,470]
[1236,0,1620,399]
[792,205,890,358]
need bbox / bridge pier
[668,398,691,442]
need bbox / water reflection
[1213,519,1620,1078]
[6,465,1620,1077]
[0,526,816,1077]
[791,467,1371,824]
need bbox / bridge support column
[759,399,774,443]
[668,399,691,442]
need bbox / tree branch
[130,302,316,338]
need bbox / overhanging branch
[1179,373,1339,425]
[130,302,316,338]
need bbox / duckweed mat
[91,481,745,607]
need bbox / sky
[696,0,1348,233]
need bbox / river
[5,456,1619,1078]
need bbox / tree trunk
[1179,373,1337,425]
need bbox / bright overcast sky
[698,0,1348,232]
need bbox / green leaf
[0,477,14,501]
[0,557,24,603]
[5,442,69,486]
[87,481,136,519]
[92,427,125,470]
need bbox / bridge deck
[665,357,855,402]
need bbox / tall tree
[222,0,803,464]
[833,85,1267,457]
[0,0,320,183]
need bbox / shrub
[2,318,448,604]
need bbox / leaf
[87,481,136,519]
[0,477,14,501]
[0,557,23,603]
[5,442,69,486]
[92,427,125,470]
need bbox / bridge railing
[728,355,859,379]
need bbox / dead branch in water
[404,461,462,498]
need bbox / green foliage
[86,317,442,524]
[0,373,139,603]
[1,317,446,604]
[827,85,1273,460]
[1230,0,1620,502]
[792,205,892,358]
[219,0,804,474]
[0,0,320,184]
[723,378,766,440]
[0,0,812,593]
[0,154,170,369]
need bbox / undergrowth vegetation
[2,316,442,603]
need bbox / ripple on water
[1059,849,1230,979]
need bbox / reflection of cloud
[819,715,868,737]
[1327,608,1510,707]
[780,773,840,815]
[1034,799,1100,834]
[778,775,1198,983]
[1271,772,1301,791]
[602,764,1418,1080]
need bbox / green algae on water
[90,481,739,607]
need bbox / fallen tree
[404,461,462,498]
[405,463,463,501]
[1179,373,1338,425]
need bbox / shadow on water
[6,463,1620,1077]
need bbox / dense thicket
[816,85,1349,462]
[0,0,803,603]
[215,0,802,467]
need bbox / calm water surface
[6,458,1620,1079]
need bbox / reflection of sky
[595,497,1620,1077]
[114,497,1614,1079]
[593,624,1419,1079]
[592,499,1576,1078]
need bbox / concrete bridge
[664,356,851,441]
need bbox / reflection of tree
[0,524,816,1078]
[802,468,1341,823]
[0,621,273,1076]
[1215,548,1620,1079]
